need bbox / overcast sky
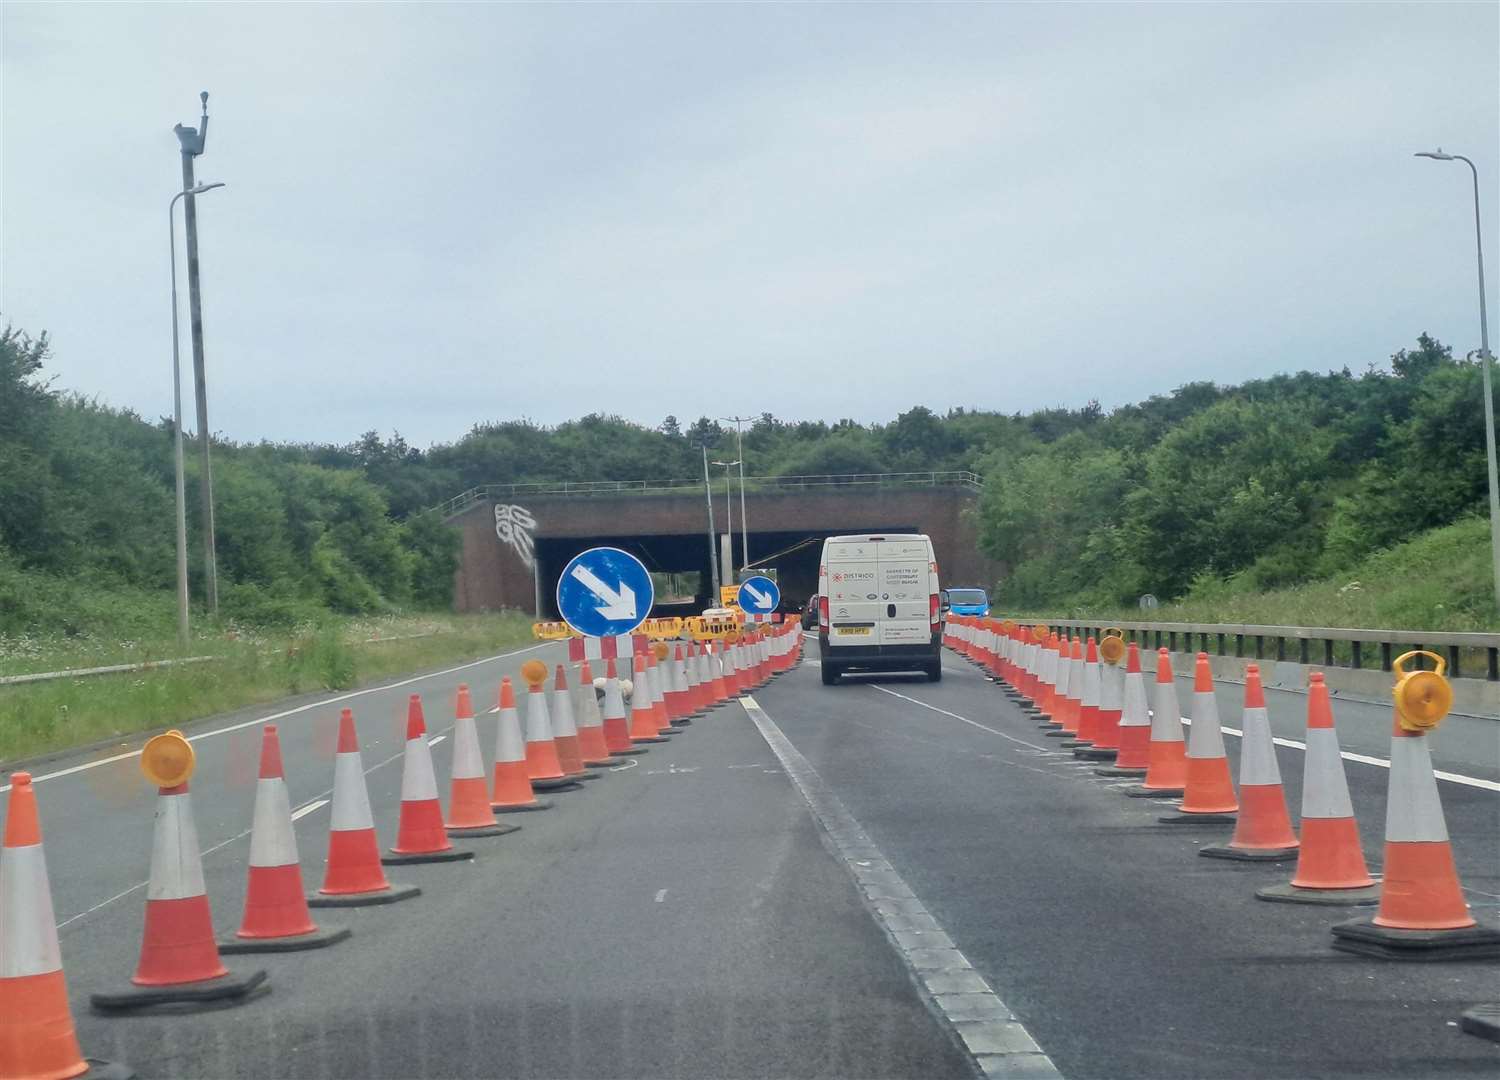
[3,3,1497,449]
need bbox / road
[6,637,1498,1078]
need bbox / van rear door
[823,539,880,647]
[876,538,932,646]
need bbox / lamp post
[1416,149,1499,613]
[169,181,225,649]
[721,415,754,570]
[712,459,740,591]
[696,443,720,598]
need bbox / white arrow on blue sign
[556,547,655,638]
[737,575,780,614]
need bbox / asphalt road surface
[6,637,1498,1078]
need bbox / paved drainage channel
[740,694,1061,1079]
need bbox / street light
[169,180,225,648]
[695,442,721,598]
[1416,149,1499,613]
[721,416,754,569]
[712,459,740,589]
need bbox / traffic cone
[669,644,695,723]
[660,646,687,725]
[1096,643,1150,777]
[600,659,649,754]
[1064,637,1102,749]
[384,695,474,864]
[1044,637,1078,737]
[551,665,599,779]
[710,643,732,703]
[1084,641,1124,757]
[92,734,267,1011]
[492,678,552,813]
[219,726,351,953]
[1031,634,1058,721]
[1257,674,1379,904]
[311,709,420,906]
[575,660,619,766]
[629,655,671,743]
[1126,649,1188,798]
[522,662,581,791]
[1202,666,1298,860]
[681,644,705,715]
[646,652,674,735]
[1160,654,1237,824]
[445,685,519,837]
[2,772,133,1077]
[1332,654,1500,958]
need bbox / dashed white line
[290,798,330,822]
[1176,716,1499,793]
[427,735,447,747]
[654,889,668,903]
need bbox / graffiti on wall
[494,504,537,569]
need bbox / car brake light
[929,593,941,625]
[819,595,830,629]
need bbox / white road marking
[427,735,447,747]
[1176,716,1499,793]
[654,889,668,902]
[290,798,330,822]
[740,694,1059,1079]
[868,686,1050,751]
[609,758,639,772]
[2,642,550,794]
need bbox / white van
[816,533,943,685]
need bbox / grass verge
[0,611,536,766]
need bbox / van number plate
[835,626,872,636]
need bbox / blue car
[946,588,990,617]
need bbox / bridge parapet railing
[1006,617,1500,683]
[434,470,983,519]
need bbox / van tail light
[929,593,941,626]
[819,595,830,630]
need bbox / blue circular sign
[737,575,780,614]
[556,546,654,638]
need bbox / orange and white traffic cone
[521,661,581,791]
[384,695,474,864]
[221,726,350,952]
[629,655,671,743]
[672,644,699,721]
[1030,633,1058,722]
[646,651,675,735]
[1202,665,1298,861]
[92,732,267,1011]
[311,709,421,906]
[1096,643,1151,777]
[710,642,733,703]
[600,659,649,755]
[662,645,690,725]
[1126,649,1188,798]
[1160,654,1237,824]
[1257,673,1379,904]
[2,772,133,1076]
[550,664,599,780]
[1082,639,1124,759]
[1064,637,1102,749]
[445,685,518,837]
[685,641,708,712]
[491,678,552,813]
[1332,651,1500,958]
[1044,636,1078,737]
[575,660,619,766]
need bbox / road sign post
[556,547,654,639]
[737,575,780,619]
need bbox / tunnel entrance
[531,526,917,618]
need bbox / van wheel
[821,663,840,686]
[924,661,942,682]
